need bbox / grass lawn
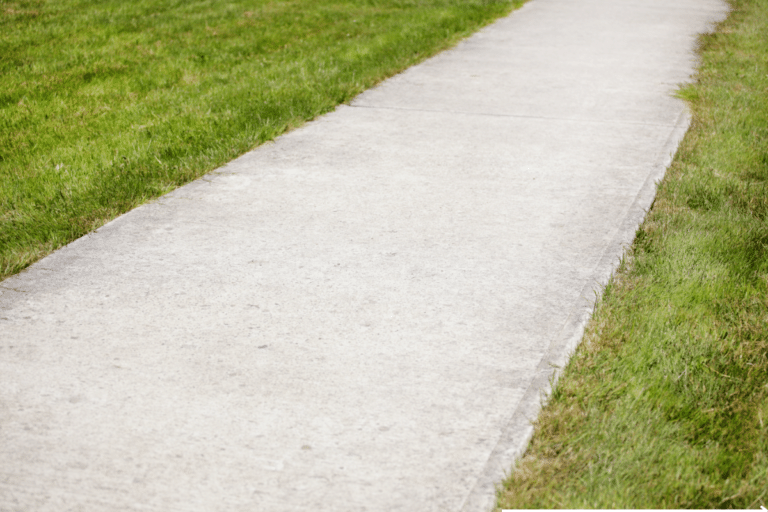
[497,0,768,508]
[0,0,522,281]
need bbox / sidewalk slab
[0,0,728,511]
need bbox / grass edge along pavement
[497,0,768,508]
[0,0,525,282]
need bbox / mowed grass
[0,0,521,280]
[497,0,768,508]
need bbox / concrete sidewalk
[0,0,728,510]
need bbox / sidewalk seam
[349,103,680,127]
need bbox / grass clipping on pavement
[0,0,521,281]
[497,0,768,508]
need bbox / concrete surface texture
[0,0,728,510]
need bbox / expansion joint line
[349,103,676,128]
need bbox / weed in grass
[497,0,768,508]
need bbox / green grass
[497,0,768,508]
[0,0,522,280]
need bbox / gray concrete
[0,0,728,510]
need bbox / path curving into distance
[0,0,728,510]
